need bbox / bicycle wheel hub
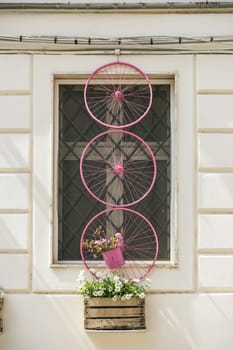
[114,90,123,101]
[113,163,124,174]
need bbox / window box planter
[84,297,145,331]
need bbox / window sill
[50,261,178,269]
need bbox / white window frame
[54,77,174,265]
[33,55,195,292]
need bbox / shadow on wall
[85,294,233,350]
[0,293,233,350]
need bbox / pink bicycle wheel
[80,207,159,281]
[80,129,157,207]
[84,62,153,129]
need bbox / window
[33,55,194,291]
[55,78,173,263]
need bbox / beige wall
[0,10,233,350]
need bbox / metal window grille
[57,81,171,261]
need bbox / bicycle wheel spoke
[80,208,158,281]
[80,129,156,207]
[84,62,152,128]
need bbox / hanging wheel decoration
[80,208,159,281]
[84,62,153,129]
[80,129,157,207]
[80,61,158,282]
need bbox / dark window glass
[58,84,171,261]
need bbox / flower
[76,270,150,300]
[82,226,123,259]
[115,232,123,239]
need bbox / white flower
[112,295,118,301]
[96,271,103,278]
[115,281,122,289]
[106,272,114,279]
[145,278,151,287]
[77,270,85,281]
[76,270,87,288]
[77,272,149,299]
[133,278,140,283]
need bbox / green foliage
[77,271,151,301]
[81,226,123,258]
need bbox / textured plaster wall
[0,11,233,350]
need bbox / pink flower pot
[102,247,125,269]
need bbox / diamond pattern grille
[58,84,171,261]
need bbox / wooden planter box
[0,292,3,334]
[84,297,145,331]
